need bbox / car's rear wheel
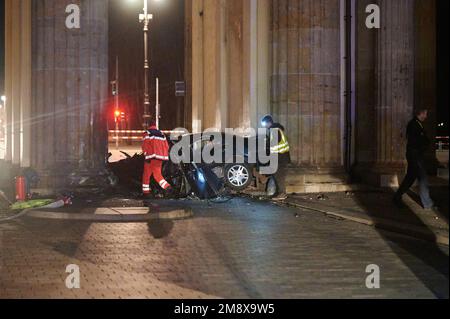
[224,163,253,191]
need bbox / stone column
[31,0,109,188]
[186,0,271,132]
[203,0,226,130]
[186,0,226,132]
[185,0,202,133]
[226,0,245,129]
[4,0,13,164]
[249,0,271,129]
[243,0,271,130]
[271,0,343,168]
[370,0,415,186]
[355,0,377,167]
[415,0,438,173]
[4,0,32,167]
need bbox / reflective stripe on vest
[270,128,290,154]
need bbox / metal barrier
[108,130,186,143]
[436,136,449,151]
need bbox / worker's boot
[165,187,176,199]
[139,193,153,200]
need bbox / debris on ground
[317,194,329,201]
[107,153,231,201]
[68,169,118,189]
[41,200,66,209]
[108,153,145,189]
[9,199,54,211]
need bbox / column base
[34,166,115,193]
[285,166,351,194]
[353,162,407,188]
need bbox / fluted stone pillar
[4,0,32,167]
[271,0,343,169]
[185,0,270,132]
[31,0,109,188]
[415,0,438,173]
[186,0,225,132]
[355,0,438,186]
[371,0,415,186]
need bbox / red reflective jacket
[142,126,170,161]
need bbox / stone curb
[24,208,193,222]
[285,201,449,247]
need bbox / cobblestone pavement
[284,188,449,244]
[0,198,448,299]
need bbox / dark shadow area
[406,190,425,208]
[429,185,449,223]
[406,184,449,223]
[47,241,81,257]
[346,176,449,298]
[147,219,174,239]
[437,0,450,136]
[15,218,93,261]
[204,231,263,299]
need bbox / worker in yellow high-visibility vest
[261,115,291,200]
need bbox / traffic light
[114,110,121,123]
[114,110,127,123]
[111,81,118,96]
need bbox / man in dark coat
[394,108,435,209]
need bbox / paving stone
[0,198,448,299]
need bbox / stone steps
[286,183,368,194]
[284,169,353,194]
[286,174,349,185]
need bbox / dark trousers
[274,153,291,195]
[274,166,287,195]
[395,151,434,209]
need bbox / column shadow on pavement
[147,219,174,239]
[202,230,263,299]
[144,200,177,238]
[27,219,94,259]
[350,187,449,298]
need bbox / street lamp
[138,0,161,129]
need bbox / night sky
[0,0,447,133]
[108,0,185,130]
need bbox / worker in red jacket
[142,122,172,196]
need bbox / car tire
[224,163,253,191]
